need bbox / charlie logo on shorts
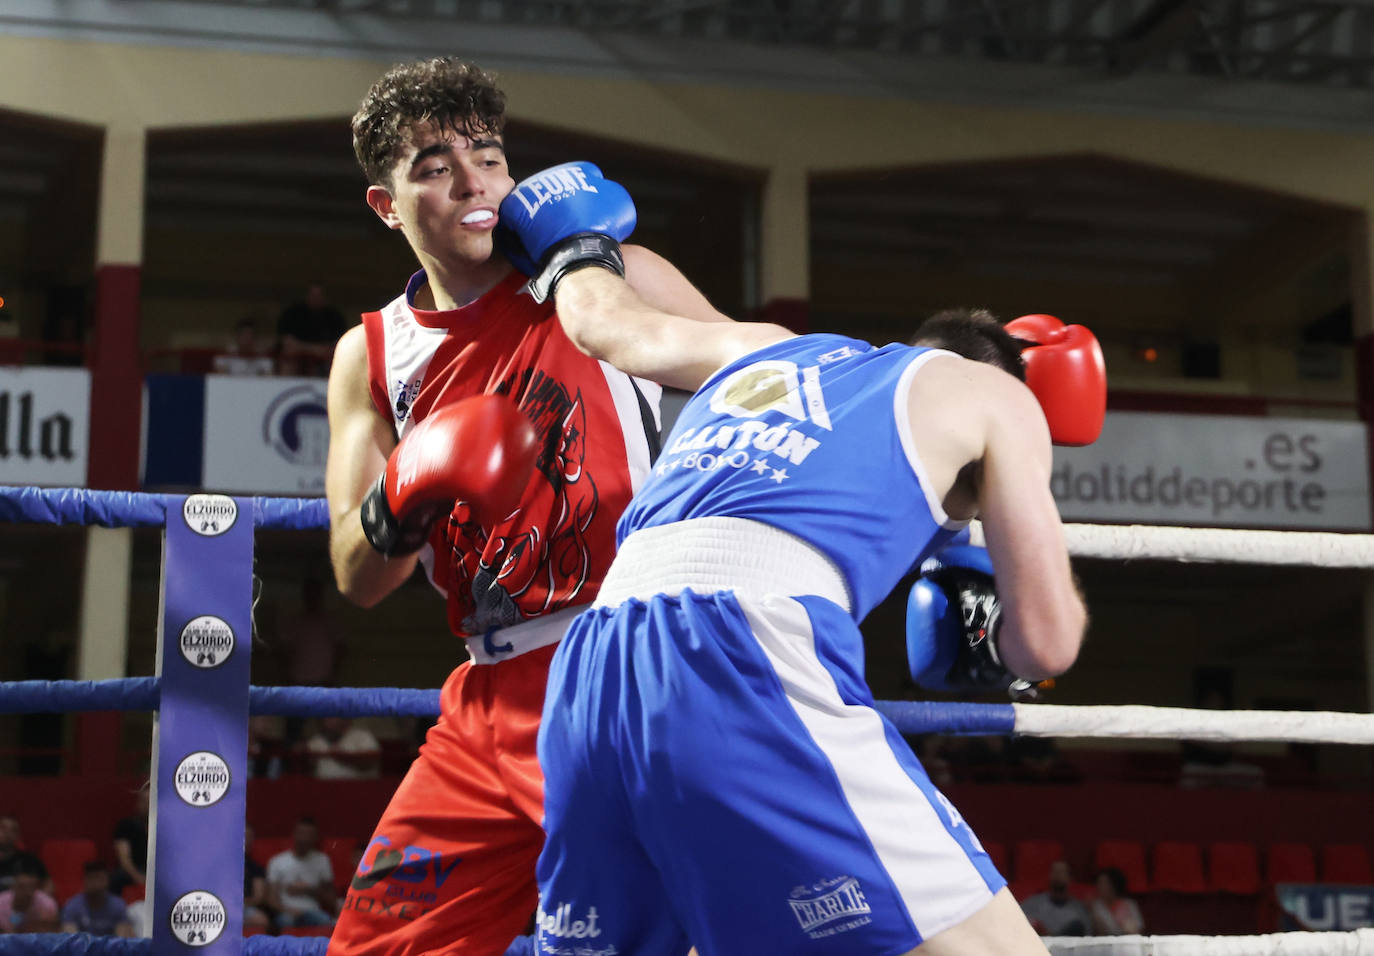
[787,875,872,939]
[168,890,226,946]
[179,615,235,668]
[183,494,237,536]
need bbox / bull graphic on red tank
[441,368,599,636]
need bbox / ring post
[151,495,253,955]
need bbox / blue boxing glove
[496,162,637,303]
[907,545,1037,700]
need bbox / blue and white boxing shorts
[535,518,1005,956]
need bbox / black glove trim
[360,472,434,557]
[924,565,1026,699]
[528,233,625,304]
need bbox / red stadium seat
[321,837,361,895]
[121,883,145,904]
[1208,841,1260,895]
[1095,839,1150,895]
[982,840,1009,876]
[1151,841,1207,894]
[1321,844,1374,885]
[39,838,98,904]
[1266,843,1316,885]
[1011,838,1064,898]
[249,836,293,869]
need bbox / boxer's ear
[366,185,403,231]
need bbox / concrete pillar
[758,164,810,332]
[75,125,145,774]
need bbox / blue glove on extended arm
[496,161,637,303]
[906,545,1036,699]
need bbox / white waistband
[463,604,582,665]
[592,517,852,613]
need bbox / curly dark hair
[352,57,507,189]
[908,308,1027,381]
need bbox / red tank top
[362,270,661,638]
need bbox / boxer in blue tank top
[497,172,1092,956]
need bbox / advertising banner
[0,366,90,487]
[201,376,328,495]
[1051,412,1370,530]
[1278,883,1374,931]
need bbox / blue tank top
[618,334,969,619]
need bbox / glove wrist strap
[529,233,625,304]
[360,472,431,557]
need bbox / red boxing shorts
[328,611,570,956]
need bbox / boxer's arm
[554,267,792,391]
[622,244,734,326]
[325,326,419,607]
[973,369,1085,680]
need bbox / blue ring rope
[0,678,1015,734]
[0,934,531,955]
[0,487,328,531]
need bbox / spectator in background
[41,312,84,367]
[266,818,336,930]
[60,861,132,937]
[1021,860,1091,937]
[913,736,954,789]
[247,716,284,779]
[0,816,23,891]
[110,784,149,896]
[212,318,276,376]
[306,717,381,780]
[276,283,346,376]
[243,825,273,934]
[1180,687,1264,790]
[281,576,345,749]
[0,855,58,933]
[1091,866,1144,936]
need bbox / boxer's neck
[415,257,513,311]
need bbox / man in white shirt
[266,818,336,929]
[305,717,382,780]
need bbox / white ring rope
[1012,704,1374,745]
[1045,930,1374,955]
[967,522,1374,568]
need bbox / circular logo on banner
[178,616,234,669]
[168,890,226,946]
[183,494,237,537]
[173,752,231,807]
[263,384,330,468]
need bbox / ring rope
[0,486,328,531]
[3,930,1370,955]
[0,935,328,954]
[0,933,533,955]
[1044,930,1374,954]
[7,488,1374,567]
[8,680,1373,743]
[968,520,1374,567]
[1009,703,1374,745]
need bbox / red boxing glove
[1005,314,1106,446]
[360,395,540,556]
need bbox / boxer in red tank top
[325,59,731,956]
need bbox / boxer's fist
[496,162,636,303]
[1006,314,1106,446]
[360,395,539,556]
[907,546,1034,699]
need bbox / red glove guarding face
[1005,314,1106,446]
[360,395,541,556]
